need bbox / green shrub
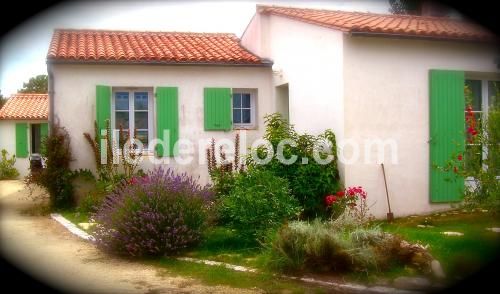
[0,149,19,180]
[247,114,341,219]
[217,169,301,240]
[77,181,108,214]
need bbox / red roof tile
[258,5,497,42]
[0,94,48,120]
[47,30,267,65]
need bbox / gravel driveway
[0,180,259,294]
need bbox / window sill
[233,125,257,131]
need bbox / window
[232,89,256,128]
[464,79,499,173]
[112,89,153,149]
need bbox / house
[46,30,273,183]
[43,5,498,217]
[0,93,49,176]
[240,5,499,217]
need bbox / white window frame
[232,88,257,129]
[464,77,500,183]
[111,87,154,151]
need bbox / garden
[21,101,500,292]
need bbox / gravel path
[0,180,259,294]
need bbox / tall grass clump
[93,167,213,257]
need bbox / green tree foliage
[18,74,48,93]
[389,0,422,15]
[0,91,6,109]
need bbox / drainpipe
[47,63,55,132]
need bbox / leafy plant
[0,149,19,180]
[247,113,341,218]
[206,133,244,198]
[217,169,301,241]
[84,119,143,186]
[25,123,83,209]
[93,167,213,257]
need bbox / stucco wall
[242,14,346,179]
[0,120,44,178]
[51,64,272,184]
[343,36,499,217]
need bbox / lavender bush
[92,168,213,257]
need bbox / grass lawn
[378,209,500,281]
[59,208,500,288]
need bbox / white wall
[52,64,273,184]
[242,13,346,179]
[343,36,499,217]
[0,120,46,178]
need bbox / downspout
[47,63,55,132]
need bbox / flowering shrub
[93,168,213,257]
[325,186,371,223]
[436,84,500,212]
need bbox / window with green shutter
[156,87,179,157]
[429,69,465,202]
[96,85,111,147]
[204,88,232,131]
[40,123,48,156]
[15,123,28,158]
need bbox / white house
[0,93,49,177]
[241,5,499,217]
[41,5,498,217]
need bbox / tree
[18,74,48,93]
[389,0,421,15]
[0,91,6,109]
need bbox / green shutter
[15,123,28,158]
[204,88,232,131]
[430,69,465,202]
[40,123,49,156]
[96,85,111,147]
[156,87,179,157]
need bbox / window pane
[134,92,148,110]
[135,130,148,148]
[115,112,129,129]
[115,92,129,110]
[488,81,499,107]
[242,94,251,108]
[465,80,482,111]
[233,93,241,108]
[233,109,241,124]
[135,112,148,129]
[242,109,251,123]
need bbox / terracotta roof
[47,29,267,65]
[0,93,48,120]
[257,5,497,42]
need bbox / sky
[0,0,390,96]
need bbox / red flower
[457,154,463,161]
[325,195,336,206]
[336,191,345,197]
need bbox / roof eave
[348,31,499,44]
[46,58,274,67]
